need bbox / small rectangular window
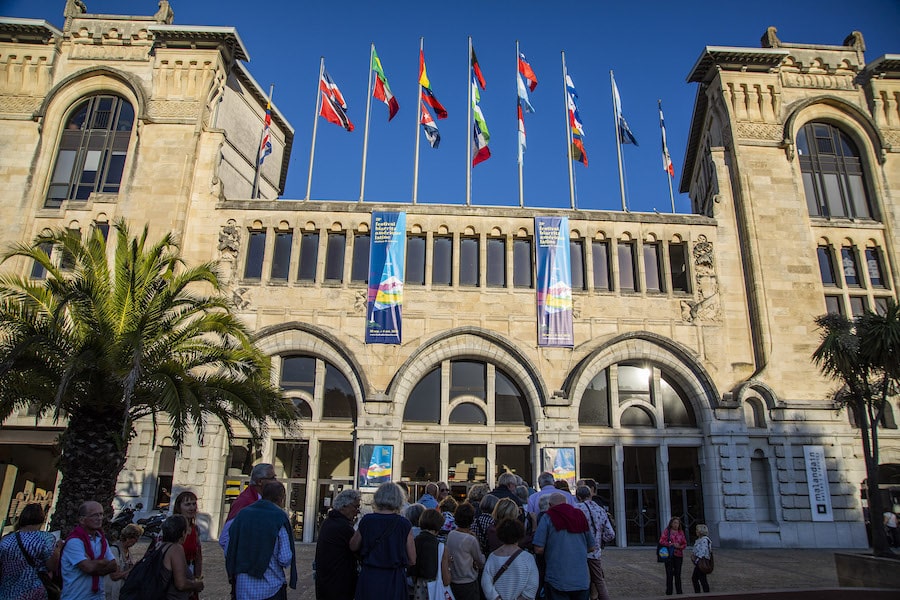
[592,240,610,291]
[298,232,319,282]
[817,246,837,287]
[30,242,53,280]
[351,234,370,283]
[459,237,479,287]
[59,228,81,271]
[513,238,533,288]
[824,295,843,315]
[325,232,346,282]
[874,297,889,316]
[432,236,452,286]
[643,242,662,293]
[486,238,506,287]
[668,243,689,293]
[93,221,110,241]
[618,241,637,292]
[270,231,292,281]
[841,247,861,287]
[865,248,885,288]
[243,229,266,280]
[849,296,867,317]
[407,236,426,285]
[570,240,586,291]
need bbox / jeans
[664,556,683,595]
[691,565,710,593]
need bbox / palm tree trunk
[49,404,129,534]
[856,400,889,555]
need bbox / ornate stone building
[0,5,897,547]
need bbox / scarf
[65,525,108,592]
[225,499,298,589]
[546,502,589,533]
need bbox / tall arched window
[797,122,873,220]
[46,95,135,207]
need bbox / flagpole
[413,38,423,204]
[306,58,325,201]
[251,83,274,200]
[659,99,676,213]
[563,52,575,210]
[516,41,524,208]
[611,70,627,211]
[359,43,375,202]
[466,36,473,207]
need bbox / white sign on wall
[803,445,834,522]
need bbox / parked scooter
[108,502,143,540]
[137,509,166,549]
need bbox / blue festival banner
[358,444,394,489]
[535,216,574,347]
[366,212,406,344]
[542,447,576,489]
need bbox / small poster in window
[542,447,576,489]
[358,444,394,490]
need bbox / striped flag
[517,51,537,165]
[320,69,354,132]
[471,45,490,166]
[421,101,440,149]
[659,101,674,177]
[258,99,272,165]
[419,50,448,119]
[372,47,399,121]
[612,75,638,146]
[566,71,587,166]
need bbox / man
[418,482,439,509]
[226,481,298,600]
[60,501,118,600]
[527,472,574,515]
[533,493,595,600]
[575,485,615,600]
[219,462,276,551]
[489,472,526,506]
[314,489,361,599]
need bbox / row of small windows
[29,221,111,279]
[816,243,893,316]
[243,227,693,295]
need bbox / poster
[535,216,574,347]
[542,447,576,488]
[366,212,406,344]
[803,445,833,522]
[358,444,394,489]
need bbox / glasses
[84,512,104,519]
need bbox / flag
[471,46,490,166]
[421,102,440,149]
[659,101,674,177]
[518,52,538,92]
[372,47,399,121]
[516,51,536,165]
[566,72,587,166]
[517,103,526,165]
[320,69,354,132]
[612,75,638,146]
[258,98,272,165]
[418,50,430,89]
[419,50,447,119]
[471,46,486,90]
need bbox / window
[668,243,689,293]
[841,247,861,287]
[93,221,110,241]
[486,237,506,287]
[865,248,885,288]
[280,355,356,422]
[825,295,844,315]
[407,235,426,285]
[351,233,370,283]
[817,246,837,287]
[46,95,135,207]
[592,240,611,291]
[243,229,266,280]
[578,370,610,426]
[403,367,441,423]
[513,238,533,288]
[570,239,586,291]
[449,403,487,425]
[459,237,479,287]
[660,376,696,427]
[298,232,319,282]
[450,361,486,401]
[325,232,346,282]
[618,241,637,292]
[744,398,767,429]
[849,296,867,317]
[58,228,81,271]
[30,242,52,280]
[322,363,356,419]
[281,356,316,394]
[797,122,873,220]
[495,372,528,424]
[643,242,662,293]
[270,231,292,281]
[432,236,452,286]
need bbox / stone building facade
[0,5,897,548]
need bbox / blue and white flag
[612,75,638,146]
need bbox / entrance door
[668,447,704,534]
[274,441,309,541]
[624,446,658,545]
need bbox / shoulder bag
[656,528,672,563]
[697,544,714,574]
[492,548,524,584]
[16,531,61,600]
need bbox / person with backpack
[119,515,203,600]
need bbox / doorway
[624,447,658,545]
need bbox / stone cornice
[147,24,249,63]
[0,18,62,44]
[686,46,789,84]
[860,54,900,81]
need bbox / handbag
[697,550,714,574]
[16,531,61,600]
[656,528,672,563]
[425,543,456,600]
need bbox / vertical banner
[535,216,574,347]
[803,445,834,522]
[366,212,406,344]
[542,447,576,489]
[358,444,394,489]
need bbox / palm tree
[0,220,297,533]
[812,300,900,556]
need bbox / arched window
[620,405,654,427]
[46,95,135,207]
[449,403,487,424]
[744,398,767,429]
[797,122,873,220]
[279,354,357,422]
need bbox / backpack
[119,542,173,600]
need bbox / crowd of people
[0,463,716,600]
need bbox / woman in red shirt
[173,491,203,600]
[658,517,687,595]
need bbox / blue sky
[6,0,899,213]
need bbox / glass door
[624,447,658,545]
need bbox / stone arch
[782,95,888,164]
[566,331,719,423]
[732,379,779,410]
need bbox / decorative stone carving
[147,100,201,120]
[354,290,367,313]
[681,235,721,322]
[70,44,150,62]
[782,73,855,90]
[761,26,781,48]
[0,96,43,115]
[154,0,175,24]
[735,122,783,141]
[231,287,251,311]
[218,220,240,260]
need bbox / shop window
[407,235,426,285]
[865,247,886,288]
[513,238,533,288]
[30,242,53,280]
[449,402,487,425]
[432,236,452,286]
[578,369,611,427]
[797,122,873,220]
[325,232,346,282]
[486,237,506,287]
[45,95,134,207]
[459,237,479,287]
[495,371,528,424]
[351,233,370,283]
[451,361,486,401]
[243,229,266,280]
[668,242,689,293]
[643,242,663,293]
[592,240,611,291]
[403,367,441,423]
[298,232,319,282]
[618,241,638,292]
[661,376,696,427]
[570,239,586,291]
[817,246,837,286]
[270,230,292,281]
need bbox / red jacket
[226,484,260,522]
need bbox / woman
[445,503,484,600]
[466,484,490,515]
[0,503,56,600]
[658,517,688,595]
[106,523,143,600]
[172,491,202,599]
[472,495,499,556]
[481,519,538,600]
[350,482,416,600]
[438,496,458,539]
[407,509,451,600]
[159,515,205,599]
[403,503,426,539]
[485,498,522,555]
[691,524,712,594]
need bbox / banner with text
[366,212,406,344]
[535,216,574,347]
[803,445,834,522]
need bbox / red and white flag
[320,69,354,132]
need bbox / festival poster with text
[535,216,574,347]
[366,212,406,344]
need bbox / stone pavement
[157,542,860,599]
